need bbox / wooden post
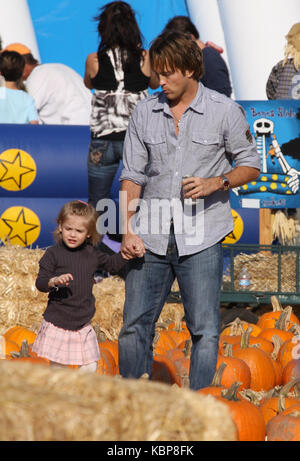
[259,208,273,245]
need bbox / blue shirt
[0,87,38,123]
[120,82,260,256]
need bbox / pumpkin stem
[210,362,227,386]
[271,296,283,313]
[274,306,292,331]
[221,382,242,401]
[289,323,300,335]
[270,334,283,360]
[240,327,253,348]
[183,339,192,358]
[223,342,234,357]
[279,378,300,402]
[10,339,30,358]
[226,317,244,336]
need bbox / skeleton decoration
[233,117,300,196]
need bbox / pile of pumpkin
[1,296,300,441]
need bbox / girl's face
[59,215,90,249]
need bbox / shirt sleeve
[35,248,56,292]
[224,101,261,170]
[266,64,279,100]
[96,251,127,275]
[119,105,149,186]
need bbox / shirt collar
[152,81,205,116]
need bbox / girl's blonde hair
[54,200,100,246]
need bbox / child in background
[32,200,127,372]
[0,50,38,124]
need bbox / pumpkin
[3,326,37,348]
[97,345,117,375]
[221,317,262,338]
[217,343,251,391]
[232,334,274,355]
[9,340,49,365]
[259,379,300,426]
[278,335,300,369]
[266,410,300,441]
[1,338,19,359]
[282,359,300,386]
[232,328,276,391]
[98,339,119,373]
[215,382,266,441]
[153,330,177,353]
[197,362,242,398]
[151,354,182,386]
[257,307,295,344]
[257,297,299,330]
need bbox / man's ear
[185,69,194,78]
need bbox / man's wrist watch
[221,174,230,191]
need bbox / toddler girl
[32,200,127,372]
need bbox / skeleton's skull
[253,118,274,136]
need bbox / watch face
[222,176,230,190]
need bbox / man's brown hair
[149,31,204,80]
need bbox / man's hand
[182,176,221,198]
[121,234,146,260]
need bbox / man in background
[3,42,92,125]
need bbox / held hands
[121,234,146,260]
[182,176,221,199]
[49,273,73,289]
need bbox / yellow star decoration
[0,206,40,246]
[223,210,244,244]
[0,149,36,191]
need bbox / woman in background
[84,1,157,228]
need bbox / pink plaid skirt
[32,319,100,365]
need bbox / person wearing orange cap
[3,42,92,125]
[0,50,38,124]
[266,22,300,99]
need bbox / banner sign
[231,100,300,209]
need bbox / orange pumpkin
[98,339,119,373]
[197,362,242,398]
[215,382,266,441]
[97,346,117,375]
[217,343,251,391]
[3,326,37,348]
[278,336,300,369]
[152,354,182,386]
[1,339,19,359]
[260,379,300,426]
[232,328,276,391]
[266,410,300,441]
[257,298,299,330]
[232,334,274,356]
[221,317,262,338]
[282,359,300,386]
[153,330,177,352]
[9,340,49,365]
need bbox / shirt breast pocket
[192,134,220,160]
[144,135,168,171]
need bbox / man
[118,31,260,390]
[163,15,232,97]
[3,43,92,125]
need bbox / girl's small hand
[49,273,73,289]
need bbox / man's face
[154,65,193,102]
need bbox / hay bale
[0,360,237,441]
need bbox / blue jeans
[87,138,123,209]
[118,229,223,390]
